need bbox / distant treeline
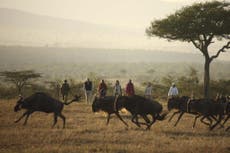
[0,68,229,100]
[0,46,230,82]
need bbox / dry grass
[0,99,229,153]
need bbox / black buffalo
[92,96,128,127]
[116,95,167,130]
[217,96,230,131]
[167,96,225,130]
[14,92,80,128]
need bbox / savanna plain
[0,99,229,153]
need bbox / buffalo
[92,96,128,127]
[116,95,167,130]
[217,96,230,131]
[167,96,225,130]
[14,92,80,128]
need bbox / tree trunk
[18,87,22,95]
[204,58,211,100]
[16,84,22,95]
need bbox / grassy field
[0,99,229,153]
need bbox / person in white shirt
[145,82,152,99]
[114,80,122,96]
[168,83,179,97]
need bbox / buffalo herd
[14,92,229,131]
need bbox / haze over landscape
[0,1,230,153]
[0,0,229,61]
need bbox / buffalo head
[14,96,24,112]
[70,95,81,102]
[92,95,100,112]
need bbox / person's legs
[88,91,92,104]
[85,91,88,104]
[64,93,68,102]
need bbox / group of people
[83,79,135,104]
[60,78,179,103]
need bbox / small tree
[0,70,41,95]
[146,1,230,99]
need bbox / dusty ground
[0,99,229,153]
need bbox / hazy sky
[0,0,229,60]
[0,0,214,28]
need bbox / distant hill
[0,46,203,63]
[0,46,229,81]
[0,8,141,48]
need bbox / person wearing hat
[168,83,179,97]
[61,80,70,102]
[83,78,93,104]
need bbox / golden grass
[0,99,229,153]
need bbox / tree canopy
[146,1,230,42]
[146,1,230,99]
[0,70,41,94]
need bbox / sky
[0,0,214,28]
[0,0,229,60]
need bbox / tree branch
[191,39,201,50]
[210,41,230,61]
[205,34,214,47]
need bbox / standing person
[83,78,93,104]
[61,80,70,102]
[98,80,107,98]
[145,82,152,99]
[168,83,179,97]
[126,79,135,96]
[114,80,122,96]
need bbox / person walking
[114,80,122,96]
[168,83,179,97]
[126,79,135,96]
[145,82,152,99]
[61,80,70,102]
[98,80,107,98]
[83,78,93,104]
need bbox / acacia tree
[0,70,41,95]
[146,1,230,99]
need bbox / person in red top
[126,79,135,96]
[98,80,107,98]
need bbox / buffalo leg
[142,115,151,124]
[223,115,229,125]
[14,111,29,123]
[210,115,222,131]
[168,111,181,122]
[132,115,150,126]
[132,115,151,127]
[193,115,201,128]
[52,114,58,128]
[226,126,230,131]
[146,115,156,130]
[136,115,151,128]
[58,113,66,128]
[131,114,140,127]
[210,115,224,129]
[23,111,33,125]
[106,114,111,125]
[114,112,128,127]
[200,116,212,127]
[174,112,184,127]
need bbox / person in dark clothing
[83,78,93,104]
[98,80,107,98]
[126,79,135,96]
[61,80,70,102]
